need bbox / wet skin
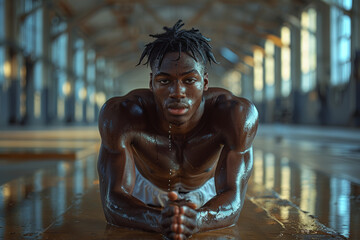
[98,52,258,239]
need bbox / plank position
[97,20,258,240]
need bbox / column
[0,0,8,127]
[291,20,302,124]
[65,30,75,123]
[5,0,20,124]
[316,2,331,125]
[353,0,360,126]
[42,5,56,124]
[275,44,282,122]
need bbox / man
[98,20,258,240]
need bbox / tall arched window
[281,26,291,97]
[0,0,5,86]
[330,0,352,86]
[51,32,68,119]
[301,8,317,92]
[74,39,85,122]
[223,70,242,96]
[265,40,275,100]
[254,49,264,102]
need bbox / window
[254,48,264,102]
[51,33,68,119]
[55,34,68,70]
[0,0,4,39]
[223,70,242,96]
[281,26,291,97]
[18,0,43,118]
[74,39,84,78]
[330,0,352,85]
[265,40,275,100]
[301,8,317,92]
[87,50,96,83]
[19,2,43,57]
[0,48,4,85]
[0,0,4,85]
[74,39,85,122]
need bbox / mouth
[168,107,189,115]
[166,103,189,116]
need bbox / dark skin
[98,52,258,239]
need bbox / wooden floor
[0,125,359,239]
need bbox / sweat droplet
[168,123,172,191]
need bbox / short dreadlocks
[137,20,218,70]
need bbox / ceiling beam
[51,1,112,40]
[188,0,216,26]
[141,2,167,26]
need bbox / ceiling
[48,0,315,89]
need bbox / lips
[168,107,188,115]
[166,103,189,116]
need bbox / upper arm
[227,98,258,153]
[97,95,145,194]
[214,97,258,192]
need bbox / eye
[184,78,196,84]
[158,79,170,85]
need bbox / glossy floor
[0,125,359,239]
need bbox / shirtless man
[97,20,258,240]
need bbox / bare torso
[131,117,223,192]
[121,88,234,192]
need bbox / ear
[203,72,209,91]
[149,73,153,91]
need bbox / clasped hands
[160,191,199,240]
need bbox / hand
[160,192,198,240]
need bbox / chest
[131,130,224,175]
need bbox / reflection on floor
[0,124,359,239]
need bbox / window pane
[301,8,317,92]
[342,0,352,10]
[254,49,263,102]
[339,39,350,62]
[0,0,4,39]
[281,26,291,97]
[223,70,241,96]
[330,5,352,85]
[341,15,351,37]
[0,47,4,84]
[35,8,43,57]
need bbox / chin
[167,115,188,126]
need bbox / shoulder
[206,88,258,120]
[98,89,153,149]
[206,88,258,151]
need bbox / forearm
[195,149,254,232]
[103,191,163,232]
[196,188,245,232]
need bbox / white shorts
[132,167,217,208]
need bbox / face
[150,52,209,126]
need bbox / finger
[168,191,178,201]
[179,206,197,219]
[185,201,197,209]
[171,223,179,232]
[177,223,195,237]
[161,213,180,229]
[175,233,186,240]
[162,205,180,218]
[176,215,196,229]
[168,233,185,240]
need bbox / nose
[169,80,186,99]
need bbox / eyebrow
[155,69,199,77]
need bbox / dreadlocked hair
[137,19,218,69]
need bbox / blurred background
[0,1,360,239]
[0,0,359,127]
